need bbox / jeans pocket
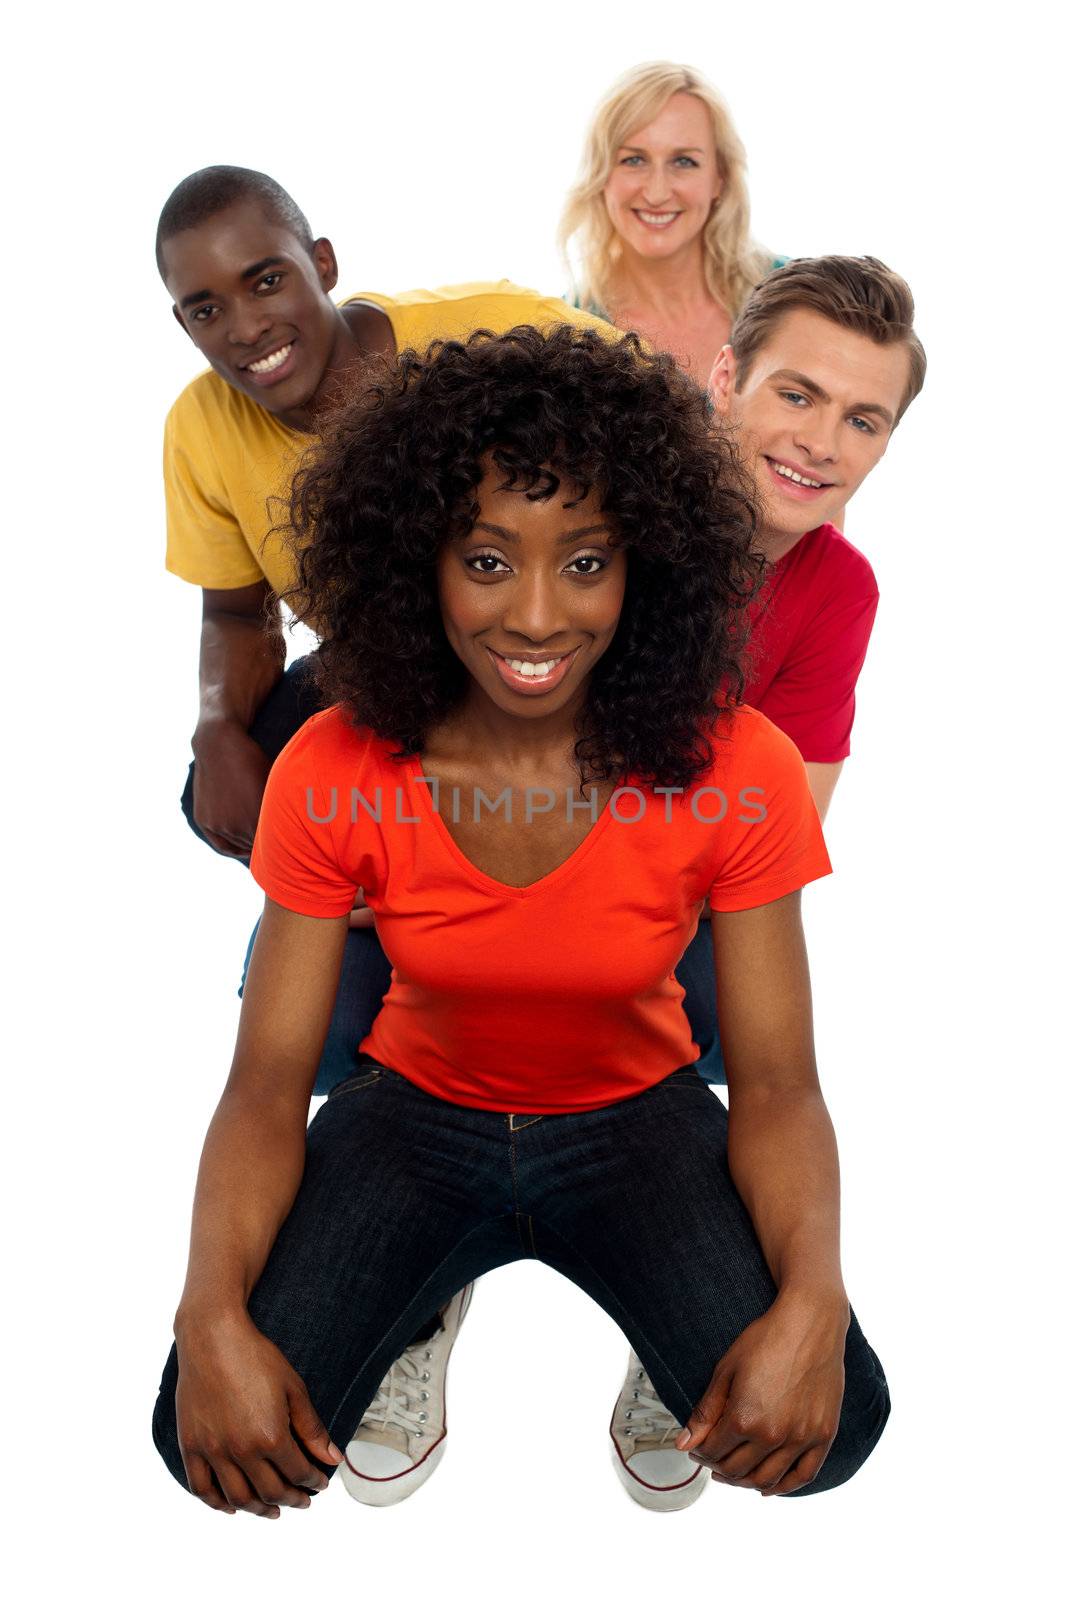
[326,1063,384,1100]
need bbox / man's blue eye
[850,417,875,434]
[781,391,808,406]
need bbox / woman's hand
[175,1309,343,1517]
[678,1288,849,1496]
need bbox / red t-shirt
[250,705,831,1113]
[744,523,878,763]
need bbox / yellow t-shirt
[163,281,610,600]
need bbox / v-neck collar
[406,754,621,898]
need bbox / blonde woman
[560,61,783,388]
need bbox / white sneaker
[609,1347,707,1511]
[339,1283,474,1507]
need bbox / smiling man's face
[710,308,911,555]
[160,198,343,426]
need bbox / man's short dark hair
[731,255,927,425]
[155,165,314,276]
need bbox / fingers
[184,1436,324,1517]
[272,1432,332,1493]
[183,1453,235,1514]
[708,1438,831,1496]
[677,1366,732,1452]
[762,1444,830,1497]
[213,1459,280,1519]
[244,1458,313,1512]
[710,1443,798,1492]
[287,1382,344,1467]
[201,825,252,858]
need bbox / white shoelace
[360,1343,435,1444]
[621,1368,681,1445]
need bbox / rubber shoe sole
[609,1442,708,1511]
[339,1433,448,1507]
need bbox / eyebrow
[770,369,895,426]
[472,520,612,545]
[179,256,288,310]
[617,143,705,155]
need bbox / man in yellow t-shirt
[158,164,608,859]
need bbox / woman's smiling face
[602,92,722,268]
[437,461,627,724]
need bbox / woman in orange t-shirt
[152,326,889,1518]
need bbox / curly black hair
[282,323,764,790]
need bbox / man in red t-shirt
[710,255,926,821]
[604,258,927,1514]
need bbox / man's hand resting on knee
[191,720,271,858]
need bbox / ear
[709,342,735,415]
[312,237,339,294]
[171,303,192,340]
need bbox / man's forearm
[726,1084,845,1301]
[195,610,286,740]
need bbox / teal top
[568,255,789,322]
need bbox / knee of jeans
[180,761,196,825]
[153,1348,194,1492]
[152,1390,193,1492]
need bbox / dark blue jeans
[193,655,725,1096]
[153,1061,889,1500]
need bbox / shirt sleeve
[533,295,617,337]
[755,590,878,763]
[706,715,832,912]
[249,721,362,917]
[163,397,265,590]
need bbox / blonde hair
[559,62,773,322]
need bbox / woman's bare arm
[173,897,350,1517]
[678,892,850,1496]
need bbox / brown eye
[466,554,510,574]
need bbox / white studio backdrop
[3,2,1060,1595]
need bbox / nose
[640,162,674,207]
[227,304,273,348]
[792,409,842,466]
[500,568,570,645]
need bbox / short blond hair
[559,62,774,321]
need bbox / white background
[5,1,1060,1595]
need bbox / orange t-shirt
[250,706,831,1113]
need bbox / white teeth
[636,211,679,227]
[248,343,292,374]
[771,461,825,489]
[505,657,561,678]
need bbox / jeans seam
[533,1218,695,1422]
[325,1214,513,1435]
[506,1125,537,1257]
